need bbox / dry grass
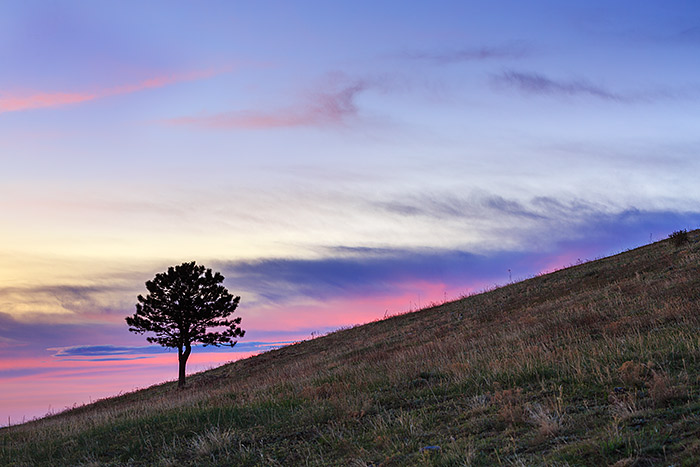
[2,231,700,465]
[618,361,650,387]
[493,387,525,426]
[647,370,680,407]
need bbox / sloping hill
[2,232,700,466]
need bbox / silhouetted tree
[125,261,244,388]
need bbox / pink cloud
[106,68,219,96]
[0,92,98,112]
[169,112,313,129]
[166,81,368,129]
[0,68,219,114]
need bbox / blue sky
[1,0,700,424]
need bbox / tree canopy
[125,261,244,387]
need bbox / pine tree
[126,261,244,387]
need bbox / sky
[2,0,700,425]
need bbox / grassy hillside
[2,232,700,466]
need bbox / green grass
[2,231,700,465]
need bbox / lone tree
[126,261,244,388]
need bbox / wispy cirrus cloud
[400,43,528,64]
[0,68,220,113]
[376,192,699,251]
[165,80,369,129]
[493,70,700,104]
[378,193,553,222]
[0,283,137,319]
[492,70,625,101]
[0,92,98,113]
[49,341,285,360]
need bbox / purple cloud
[493,70,625,101]
[378,194,548,221]
[0,311,137,359]
[400,43,528,64]
[217,248,524,306]
[0,68,221,113]
[48,342,285,359]
[165,80,369,129]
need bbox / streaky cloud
[0,368,50,379]
[49,341,288,359]
[50,345,167,357]
[377,193,550,221]
[0,91,97,113]
[0,311,134,359]
[494,70,700,104]
[0,68,221,113]
[164,79,369,129]
[493,70,625,101]
[0,282,137,317]
[376,192,700,241]
[218,248,531,306]
[400,43,528,64]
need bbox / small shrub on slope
[668,229,689,247]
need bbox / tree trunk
[178,344,191,388]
